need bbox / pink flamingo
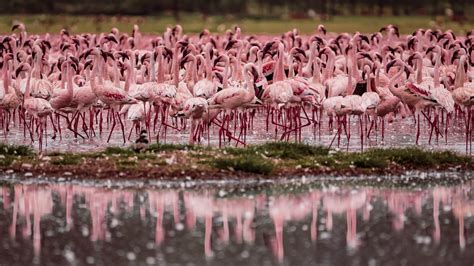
[15,63,55,151]
[65,59,99,138]
[0,53,21,136]
[451,55,474,153]
[177,97,208,144]
[89,48,136,143]
[193,43,218,99]
[208,63,259,146]
[388,58,454,145]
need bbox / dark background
[1,0,470,20]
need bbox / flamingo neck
[454,57,466,89]
[66,63,74,96]
[205,47,212,81]
[312,58,321,83]
[388,63,405,93]
[434,50,441,88]
[124,66,131,92]
[157,51,164,83]
[91,55,99,90]
[172,47,179,87]
[131,54,137,84]
[416,55,423,84]
[346,59,353,95]
[186,57,197,94]
[257,53,264,77]
[326,51,335,81]
[244,67,255,102]
[12,46,18,70]
[150,52,156,82]
[2,60,9,94]
[375,64,381,88]
[113,60,120,87]
[24,68,32,100]
[288,54,295,78]
[60,64,66,90]
[223,58,229,89]
[306,45,315,75]
[33,54,40,79]
[235,46,243,80]
[367,72,373,92]
[274,46,285,82]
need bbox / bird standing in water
[134,130,149,152]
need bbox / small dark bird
[133,130,149,153]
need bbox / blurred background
[0,0,472,34]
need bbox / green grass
[0,143,472,176]
[0,156,14,167]
[146,143,202,152]
[104,143,201,155]
[104,146,135,155]
[212,154,274,175]
[1,14,473,35]
[257,142,329,159]
[0,143,33,156]
[226,142,329,159]
[352,154,389,169]
[359,148,472,167]
[50,154,83,165]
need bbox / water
[2,112,470,154]
[0,174,473,265]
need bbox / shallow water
[0,175,473,265]
[2,111,471,154]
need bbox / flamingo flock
[0,23,473,152]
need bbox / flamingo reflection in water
[2,181,473,262]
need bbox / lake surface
[0,175,473,265]
[3,113,470,154]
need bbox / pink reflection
[310,192,321,243]
[1,182,473,261]
[324,190,367,249]
[432,188,441,244]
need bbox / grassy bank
[0,14,473,34]
[0,142,472,180]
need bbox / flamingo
[208,63,259,146]
[177,97,209,144]
[451,55,474,153]
[387,58,454,145]
[0,53,21,136]
[193,43,218,99]
[15,63,55,151]
[89,48,136,143]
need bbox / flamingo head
[11,23,25,32]
[15,63,31,77]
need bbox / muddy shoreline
[1,143,472,182]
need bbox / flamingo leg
[106,110,117,143]
[359,115,364,151]
[416,113,421,145]
[116,111,126,144]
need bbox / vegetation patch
[104,146,135,155]
[146,143,200,153]
[0,143,471,179]
[352,155,388,169]
[0,143,33,156]
[257,142,329,159]
[50,154,83,165]
[0,156,14,167]
[225,142,329,159]
[359,148,471,167]
[212,154,274,175]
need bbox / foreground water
[0,175,473,265]
[3,114,471,154]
